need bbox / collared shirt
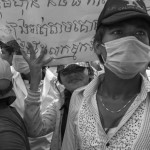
[61,73,150,150]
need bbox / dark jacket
[0,97,30,150]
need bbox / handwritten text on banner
[0,0,149,66]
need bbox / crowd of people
[0,0,150,149]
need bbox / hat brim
[0,89,16,105]
[57,62,90,73]
[102,11,150,25]
[0,41,6,48]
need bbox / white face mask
[103,36,150,79]
[12,55,30,74]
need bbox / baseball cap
[97,0,150,30]
[0,58,12,81]
[0,41,6,48]
[57,62,90,73]
[0,58,15,104]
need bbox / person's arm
[21,42,53,92]
[21,43,54,137]
[0,107,31,150]
[24,89,57,137]
[0,131,30,150]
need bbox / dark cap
[0,41,14,52]
[97,0,150,30]
[0,41,6,48]
[57,62,90,73]
[6,40,20,49]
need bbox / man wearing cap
[0,58,30,149]
[61,0,150,149]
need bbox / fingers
[26,42,36,60]
[37,46,47,62]
[40,46,53,65]
[22,42,53,66]
[20,49,30,64]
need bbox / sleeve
[11,71,27,118]
[24,89,57,137]
[41,68,59,101]
[0,132,30,150]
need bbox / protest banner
[0,0,149,66]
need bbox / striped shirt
[61,73,150,150]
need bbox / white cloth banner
[0,0,150,65]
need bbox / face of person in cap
[57,63,91,92]
[94,0,150,79]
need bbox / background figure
[22,42,95,150]
[62,0,150,149]
[0,41,14,65]
[0,58,30,150]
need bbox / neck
[99,67,141,100]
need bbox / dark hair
[21,72,31,83]
[0,42,14,55]
[57,72,62,84]
[94,25,105,44]
[60,88,72,141]
[64,88,72,102]
[42,66,46,80]
[6,40,22,55]
[93,24,106,64]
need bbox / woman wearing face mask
[22,42,94,150]
[61,0,150,150]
